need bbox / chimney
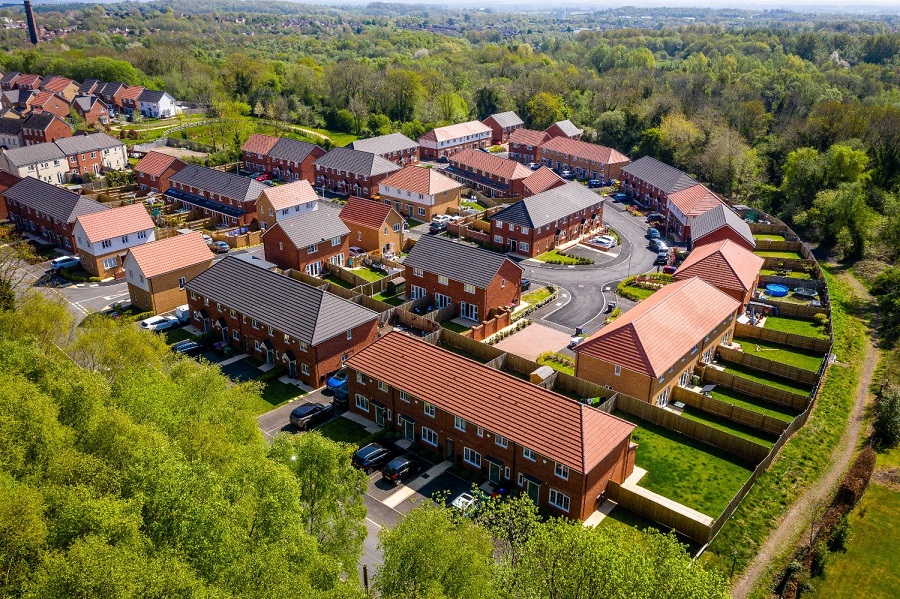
[24,1,38,45]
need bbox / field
[763,315,829,339]
[734,337,825,372]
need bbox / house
[404,234,523,323]
[620,156,699,213]
[508,128,549,165]
[3,177,108,250]
[119,85,144,116]
[138,89,177,119]
[664,184,728,242]
[574,277,740,406]
[14,74,42,91]
[20,112,71,145]
[124,231,214,314]
[544,119,582,140]
[97,82,128,112]
[73,203,156,278]
[76,79,101,96]
[446,148,561,199]
[29,91,70,119]
[489,182,604,258]
[349,132,420,165]
[262,207,351,276]
[134,150,186,193]
[0,107,21,120]
[674,240,764,306]
[0,142,68,183]
[377,165,464,221]
[166,164,266,227]
[0,170,21,220]
[689,204,756,251]
[267,137,326,183]
[313,147,400,199]
[1,89,35,112]
[417,120,493,160]
[184,256,380,385]
[537,137,631,182]
[521,166,567,198]
[482,111,524,144]
[0,118,23,149]
[241,133,280,173]
[0,72,22,91]
[339,196,405,256]
[54,133,129,177]
[256,179,320,231]
[72,96,110,126]
[39,76,79,101]
[346,332,637,520]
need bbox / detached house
[508,128,550,165]
[166,165,265,227]
[74,203,156,278]
[404,235,523,323]
[482,111,524,144]
[20,112,71,145]
[15,74,42,91]
[489,182,604,258]
[377,165,463,221]
[339,196,405,256]
[124,232,214,314]
[185,256,380,385]
[263,207,351,276]
[346,332,637,520]
[119,85,144,116]
[40,76,79,101]
[418,120,493,160]
[72,96,110,126]
[621,156,699,213]
[689,204,756,251]
[29,91,71,119]
[138,89,176,119]
[544,119,582,140]
[135,150,186,193]
[313,147,400,199]
[538,137,630,182]
[575,277,740,406]
[256,179,320,231]
[349,132,420,166]
[674,240,764,306]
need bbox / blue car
[327,367,348,392]
[612,193,629,202]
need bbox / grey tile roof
[73,96,105,112]
[267,208,350,250]
[621,156,698,194]
[547,120,582,137]
[690,204,755,248]
[0,140,66,166]
[269,137,321,163]
[54,133,121,155]
[489,181,604,229]
[138,89,169,103]
[486,111,524,129]
[404,234,521,289]
[1,72,21,86]
[184,256,378,345]
[314,147,400,177]
[21,112,62,131]
[77,79,99,95]
[3,176,108,223]
[98,82,125,97]
[0,118,22,136]
[3,89,33,105]
[169,164,266,204]
[349,132,418,157]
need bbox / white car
[201,234,213,245]
[349,246,366,257]
[568,336,585,349]
[49,255,80,270]
[140,315,181,332]
[451,492,476,513]
[432,214,452,224]
[591,235,618,249]
[173,304,191,323]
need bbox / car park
[170,339,208,357]
[352,443,393,474]
[49,255,80,270]
[289,402,334,430]
[381,456,422,486]
[649,238,668,252]
[211,241,230,254]
[647,227,660,239]
[326,367,348,392]
[140,315,182,332]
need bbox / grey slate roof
[1,72,21,86]
[77,79,99,95]
[21,112,62,131]
[621,156,698,194]
[689,204,755,248]
[0,118,22,136]
[184,256,378,345]
[0,140,66,166]
[269,137,321,163]
[55,133,121,155]
[267,208,350,250]
[349,132,418,157]
[314,147,400,177]
[548,120,582,137]
[489,181,604,229]
[404,234,521,289]
[3,176,108,223]
[169,164,266,204]
[3,89,33,105]
[486,111,524,129]
[73,96,105,112]
[138,89,170,103]
[98,82,126,97]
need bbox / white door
[306,261,321,277]
[460,302,478,322]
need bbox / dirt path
[731,271,878,599]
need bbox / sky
[306,0,900,11]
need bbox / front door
[403,419,414,441]
[221,327,228,343]
[445,438,454,460]
[266,349,274,366]
[508,239,516,253]
[375,405,385,428]
[488,461,501,484]
[203,318,210,333]
[288,361,296,378]
[526,479,539,504]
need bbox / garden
[733,337,826,372]
[535,249,594,265]
[616,273,674,301]
[721,362,814,396]
[763,314,830,340]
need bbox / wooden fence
[606,482,714,545]
[717,345,821,387]
[734,322,832,354]
[755,239,802,252]
[758,297,829,319]
[699,365,810,410]
[553,371,617,403]
[671,386,788,436]
[761,257,818,272]
[424,304,457,323]
[394,309,442,334]
[437,328,506,363]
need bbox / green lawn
[164,328,196,345]
[372,292,404,306]
[753,234,786,241]
[721,362,814,395]
[305,127,358,147]
[440,319,472,334]
[808,484,900,599]
[351,267,387,282]
[709,386,799,423]
[760,268,812,279]
[613,411,755,516]
[536,354,574,375]
[535,249,592,265]
[680,406,778,447]
[734,337,825,372]
[755,250,805,260]
[522,286,554,305]
[619,283,657,300]
[244,380,306,415]
[324,274,355,289]
[763,315,829,340]
[314,416,371,446]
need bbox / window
[476,426,484,437]
[554,462,569,480]
[178,277,186,289]
[232,329,240,340]
[393,223,401,232]
[357,232,362,241]
[377,380,388,392]
[102,257,117,269]
[137,230,147,239]
[424,402,435,417]
[657,387,670,407]
[493,235,503,243]
[356,372,365,384]
[418,207,425,217]
[495,434,509,448]
[518,242,529,252]
[523,447,536,461]
[121,235,129,243]
[279,242,283,250]
[501,279,505,288]
[267,326,274,336]
[464,284,475,294]
[355,394,369,412]
[548,489,570,512]
[101,239,112,249]
[421,427,438,446]
[521,226,530,234]
[299,341,308,351]
[495,220,503,228]
[614,365,621,376]
[331,236,341,246]
[454,416,466,431]
[413,267,423,277]
[508,222,514,231]
[301,364,310,375]
[463,447,481,468]
[308,243,318,254]
[346,329,353,340]
[399,390,409,402]
[517,473,524,486]
[438,275,448,286]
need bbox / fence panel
[717,345,820,387]
[758,298,829,318]
[671,386,788,436]
[438,329,506,363]
[754,239,802,252]
[699,365,810,410]
[504,352,542,378]
[606,482,713,545]
[552,371,617,402]
[733,322,832,354]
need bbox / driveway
[219,358,266,382]
[257,387,336,440]
[493,323,571,360]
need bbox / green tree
[367,113,392,136]
[525,92,567,131]
[0,226,37,311]
[658,112,704,170]
[873,388,900,449]
[334,109,355,134]
[795,180,877,259]
[474,87,504,120]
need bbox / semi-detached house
[314,147,400,199]
[446,148,565,200]
[346,332,637,520]
[124,232,215,314]
[262,207,351,276]
[73,203,156,279]
[255,179,320,231]
[377,165,463,221]
[418,120,493,160]
[537,136,631,182]
[166,164,265,227]
[665,184,727,242]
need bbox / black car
[289,402,334,430]
[521,278,531,291]
[587,179,603,188]
[436,156,449,163]
[429,221,447,234]
[170,339,208,357]
[382,456,422,486]
[352,443,393,474]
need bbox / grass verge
[522,286,553,305]
[763,315,829,339]
[535,249,593,265]
[314,416,371,446]
[734,337,825,372]
[619,283,657,300]
[244,380,306,415]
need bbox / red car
[255,173,272,181]
[663,265,677,275]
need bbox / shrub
[813,313,830,329]
[828,515,852,552]
[810,541,829,578]
[605,307,621,323]
[257,366,286,383]
[874,388,900,449]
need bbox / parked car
[521,278,531,291]
[612,193,629,202]
[381,456,422,486]
[662,265,677,275]
[255,172,272,181]
[647,227,661,240]
[591,235,617,249]
[436,156,449,163]
[432,214,452,224]
[263,180,275,187]
[326,367,348,392]
[649,238,668,252]
[140,315,181,332]
[587,179,603,188]
[349,246,366,257]
[647,213,665,224]
[170,339,208,357]
[202,234,213,245]
[568,336,585,349]
[332,380,349,407]
[429,221,447,234]
[527,162,541,170]
[174,304,191,323]
[352,443,393,474]
[289,402,334,431]
[451,492,478,515]
[211,241,230,254]
[49,255,80,270]
[656,250,671,265]
[477,147,490,153]
[560,170,574,179]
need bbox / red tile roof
[674,239,764,293]
[576,277,740,377]
[347,332,635,473]
[260,179,318,211]
[378,165,462,196]
[667,184,726,219]
[15,74,41,87]
[539,136,630,167]
[134,151,186,178]
[241,133,279,156]
[340,196,394,229]
[127,231,214,279]
[522,166,565,196]
[40,76,75,94]
[419,120,492,143]
[450,148,533,181]
[119,86,145,101]
[76,203,155,244]
[509,128,550,148]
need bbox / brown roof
[76,203,155,244]
[667,184,726,218]
[119,86,144,101]
[134,151,186,178]
[0,170,21,192]
[508,128,550,148]
[340,196,395,229]
[450,148,533,181]
[31,91,66,108]
[241,133,280,156]
[259,179,318,211]
[127,232,214,279]
[522,166,565,196]
[419,120,492,143]
[40,76,75,93]
[540,136,630,167]
[575,277,740,377]
[378,165,462,196]
[674,239,764,293]
[15,74,41,87]
[347,332,635,473]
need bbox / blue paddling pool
[765,284,789,297]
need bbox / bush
[828,514,852,552]
[874,388,900,449]
[813,312,830,329]
[58,266,102,283]
[605,307,621,323]
[810,541,829,578]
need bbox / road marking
[366,518,383,529]
[382,485,417,509]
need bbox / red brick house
[185,256,380,386]
[508,128,550,165]
[72,96,111,126]
[241,133,280,173]
[313,147,400,199]
[346,332,637,520]
[135,151,187,193]
[447,148,561,199]
[349,132,420,166]
[689,204,756,251]
[537,136,631,182]
[418,120,493,160]
[665,184,727,242]
[21,112,71,145]
[166,164,265,227]
[482,111,524,144]
[240,134,325,184]
[674,240,764,306]
[0,170,22,220]
[39,76,79,102]
[14,74,42,91]
[543,119,582,140]
[489,182,604,258]
[404,234,523,323]
[29,91,71,119]
[620,156,699,213]
[55,133,129,178]
[339,196,405,256]
[262,207,351,276]
[119,86,144,116]
[97,82,129,112]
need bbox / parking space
[219,358,265,382]
[257,387,336,439]
[493,322,571,360]
[390,470,472,513]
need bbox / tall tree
[525,92,567,130]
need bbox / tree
[695,127,760,198]
[525,92,567,131]
[795,181,877,259]
[0,227,37,311]
[348,96,370,135]
[435,92,468,124]
[874,388,900,449]
[334,109,355,134]
[474,87,504,120]
[401,119,426,141]
[658,112,704,170]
